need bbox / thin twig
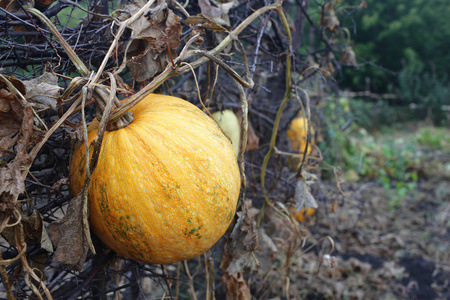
[183,261,198,300]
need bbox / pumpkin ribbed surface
[286,116,314,169]
[69,94,241,264]
[286,116,313,156]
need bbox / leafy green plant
[415,127,450,150]
[319,97,419,209]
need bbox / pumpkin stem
[93,78,135,131]
[106,112,134,131]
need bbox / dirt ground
[288,152,450,299]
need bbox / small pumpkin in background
[286,114,315,169]
[291,206,316,222]
[69,94,241,264]
[212,109,241,157]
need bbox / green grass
[318,97,450,210]
[415,126,450,151]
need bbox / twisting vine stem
[257,4,294,227]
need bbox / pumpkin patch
[69,94,241,264]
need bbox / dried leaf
[126,40,172,82]
[0,89,24,156]
[221,272,251,300]
[125,2,181,51]
[24,72,61,111]
[198,0,236,28]
[22,208,54,252]
[220,201,258,299]
[226,200,259,274]
[320,52,336,76]
[339,45,358,67]
[198,0,221,20]
[230,200,259,252]
[40,224,54,252]
[227,252,258,275]
[1,206,53,252]
[47,193,89,270]
[321,3,340,33]
[257,227,277,253]
[0,85,34,215]
[294,170,318,211]
[121,1,181,82]
[0,75,26,96]
[0,96,34,200]
[0,160,23,201]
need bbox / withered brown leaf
[121,1,182,82]
[0,75,26,96]
[225,200,259,274]
[339,45,358,67]
[221,272,251,300]
[0,89,24,156]
[321,3,340,33]
[294,169,318,211]
[198,0,236,28]
[0,87,34,209]
[126,40,173,82]
[126,2,181,51]
[24,72,61,111]
[47,193,89,270]
[1,206,54,252]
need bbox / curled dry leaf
[230,200,259,252]
[339,45,358,67]
[1,206,53,252]
[127,40,174,82]
[24,72,61,111]
[294,169,318,212]
[220,200,258,299]
[221,272,251,300]
[125,1,181,50]
[122,0,182,82]
[198,0,236,28]
[320,52,336,76]
[197,0,237,51]
[0,84,35,212]
[222,200,259,275]
[0,75,26,95]
[0,161,22,212]
[0,89,22,157]
[321,3,340,33]
[47,193,89,271]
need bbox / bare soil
[291,156,450,299]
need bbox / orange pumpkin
[69,94,241,264]
[286,115,314,155]
[286,115,314,169]
[291,206,316,222]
